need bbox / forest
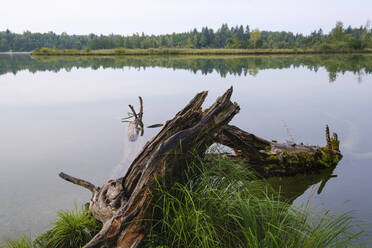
[1,22,371,52]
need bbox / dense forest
[0,22,371,52]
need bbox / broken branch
[59,172,97,193]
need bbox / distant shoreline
[30,48,372,56]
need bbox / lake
[0,54,371,242]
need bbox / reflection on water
[111,97,148,179]
[0,54,371,243]
[110,134,146,180]
[267,167,337,204]
[0,54,372,82]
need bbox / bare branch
[147,123,164,128]
[138,96,143,120]
[128,105,138,119]
[59,172,97,193]
[121,116,134,120]
[325,125,331,149]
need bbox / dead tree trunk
[59,87,342,247]
[61,88,239,247]
[216,124,342,177]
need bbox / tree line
[0,22,371,52]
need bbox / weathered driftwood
[59,88,342,248]
[217,124,342,177]
[60,88,239,247]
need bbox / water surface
[0,54,371,242]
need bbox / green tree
[250,28,262,48]
[331,21,345,40]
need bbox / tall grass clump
[144,155,364,248]
[1,236,34,248]
[34,207,101,248]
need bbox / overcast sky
[1,0,371,35]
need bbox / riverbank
[31,47,372,56]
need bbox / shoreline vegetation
[31,47,372,56]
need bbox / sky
[1,0,371,35]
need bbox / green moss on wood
[253,144,342,177]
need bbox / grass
[1,207,101,248]
[33,207,101,248]
[31,47,372,56]
[2,236,35,248]
[144,155,366,248]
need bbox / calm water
[0,54,371,242]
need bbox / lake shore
[30,47,372,56]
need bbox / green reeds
[145,155,365,248]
